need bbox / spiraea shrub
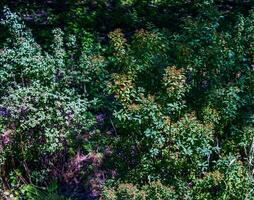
[1,2,254,200]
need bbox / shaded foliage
[1,1,254,200]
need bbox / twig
[110,118,118,136]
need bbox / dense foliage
[1,1,254,199]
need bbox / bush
[1,2,254,199]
